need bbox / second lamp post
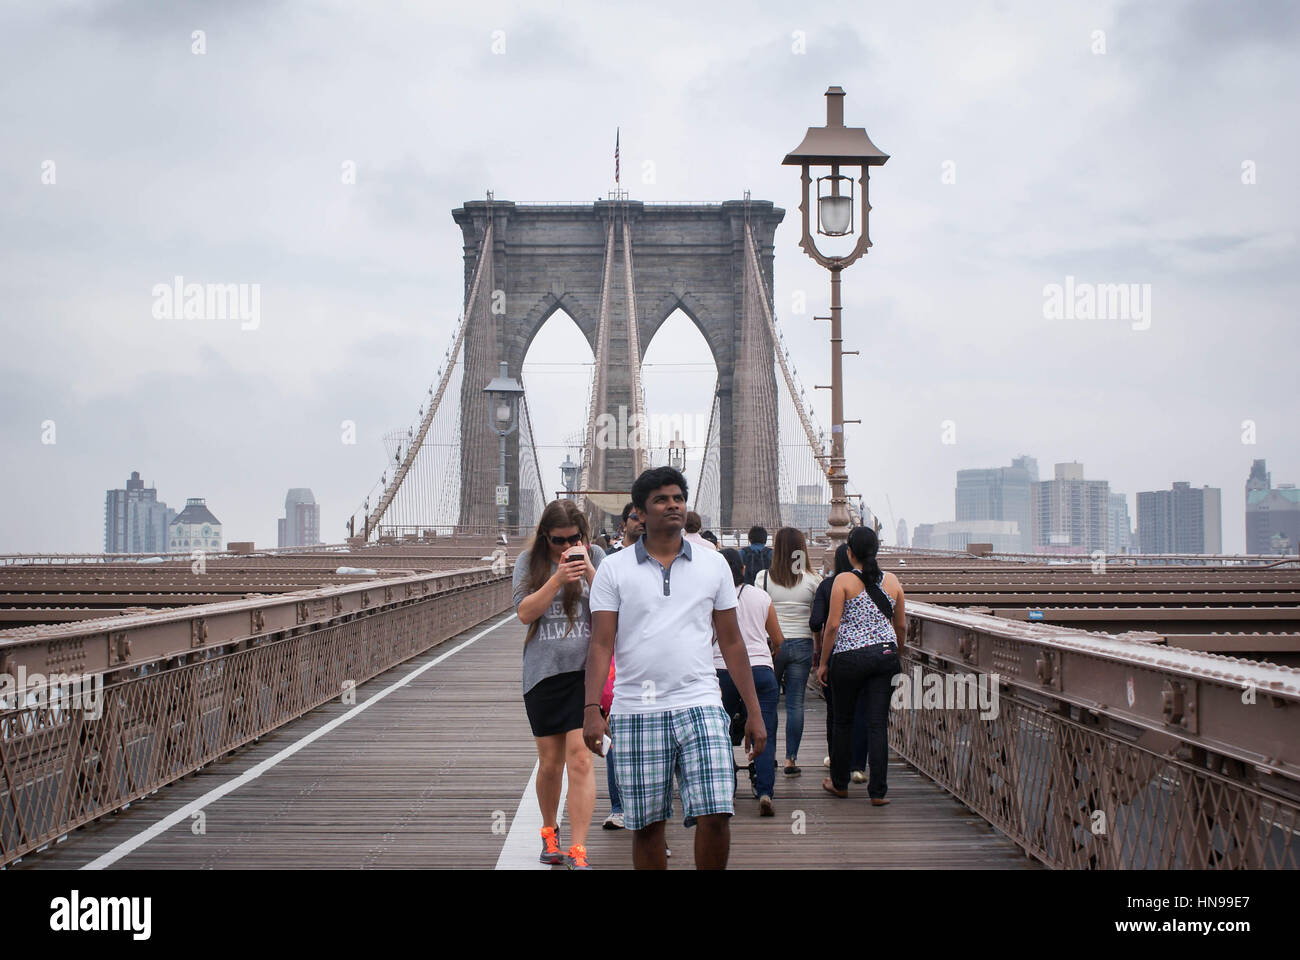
[483,360,525,535]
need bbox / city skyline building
[1246,459,1299,555]
[912,519,1021,553]
[896,518,909,549]
[781,484,830,532]
[1247,459,1270,496]
[1108,492,1133,554]
[1032,462,1109,553]
[796,484,822,505]
[956,455,1038,552]
[277,488,320,549]
[104,470,174,554]
[1136,482,1222,554]
[169,498,223,552]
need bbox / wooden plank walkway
[13,610,1037,870]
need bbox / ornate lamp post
[782,85,888,561]
[483,360,525,534]
[667,430,686,474]
[559,454,580,499]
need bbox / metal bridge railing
[882,546,1300,567]
[895,602,1300,869]
[6,573,1298,869]
[0,567,512,867]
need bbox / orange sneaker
[566,844,591,870]
[539,826,563,865]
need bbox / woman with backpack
[755,527,821,777]
[714,548,784,816]
[816,526,906,803]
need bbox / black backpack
[741,544,772,586]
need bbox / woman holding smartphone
[513,499,606,869]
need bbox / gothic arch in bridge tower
[451,198,785,531]
[516,291,601,360]
[642,290,728,372]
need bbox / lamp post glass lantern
[782,85,888,563]
[667,431,686,474]
[816,174,854,236]
[483,360,525,532]
[559,454,579,498]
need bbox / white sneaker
[823,756,831,768]
[602,811,625,830]
[851,770,867,784]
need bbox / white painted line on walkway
[81,613,518,870]
[495,761,569,870]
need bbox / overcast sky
[1,0,1296,554]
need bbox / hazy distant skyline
[2,0,1296,554]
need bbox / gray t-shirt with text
[513,545,606,694]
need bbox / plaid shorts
[609,704,735,831]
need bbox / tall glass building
[104,470,173,554]
[955,455,1038,552]
[1245,460,1298,555]
[278,488,321,548]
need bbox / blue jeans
[716,666,779,799]
[773,637,813,762]
[607,733,622,814]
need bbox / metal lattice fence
[892,655,1300,869]
[0,575,511,866]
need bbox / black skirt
[523,670,586,737]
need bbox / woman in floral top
[815,526,906,802]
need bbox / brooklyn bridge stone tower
[452,198,784,531]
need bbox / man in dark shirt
[740,526,773,585]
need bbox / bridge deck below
[13,612,1036,870]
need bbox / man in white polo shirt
[583,466,766,869]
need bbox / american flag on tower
[615,128,620,185]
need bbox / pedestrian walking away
[582,466,767,870]
[756,527,820,778]
[513,499,607,869]
[810,543,870,779]
[683,511,717,552]
[816,526,906,803]
[715,548,783,817]
[739,526,772,586]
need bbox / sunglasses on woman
[548,533,583,546]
